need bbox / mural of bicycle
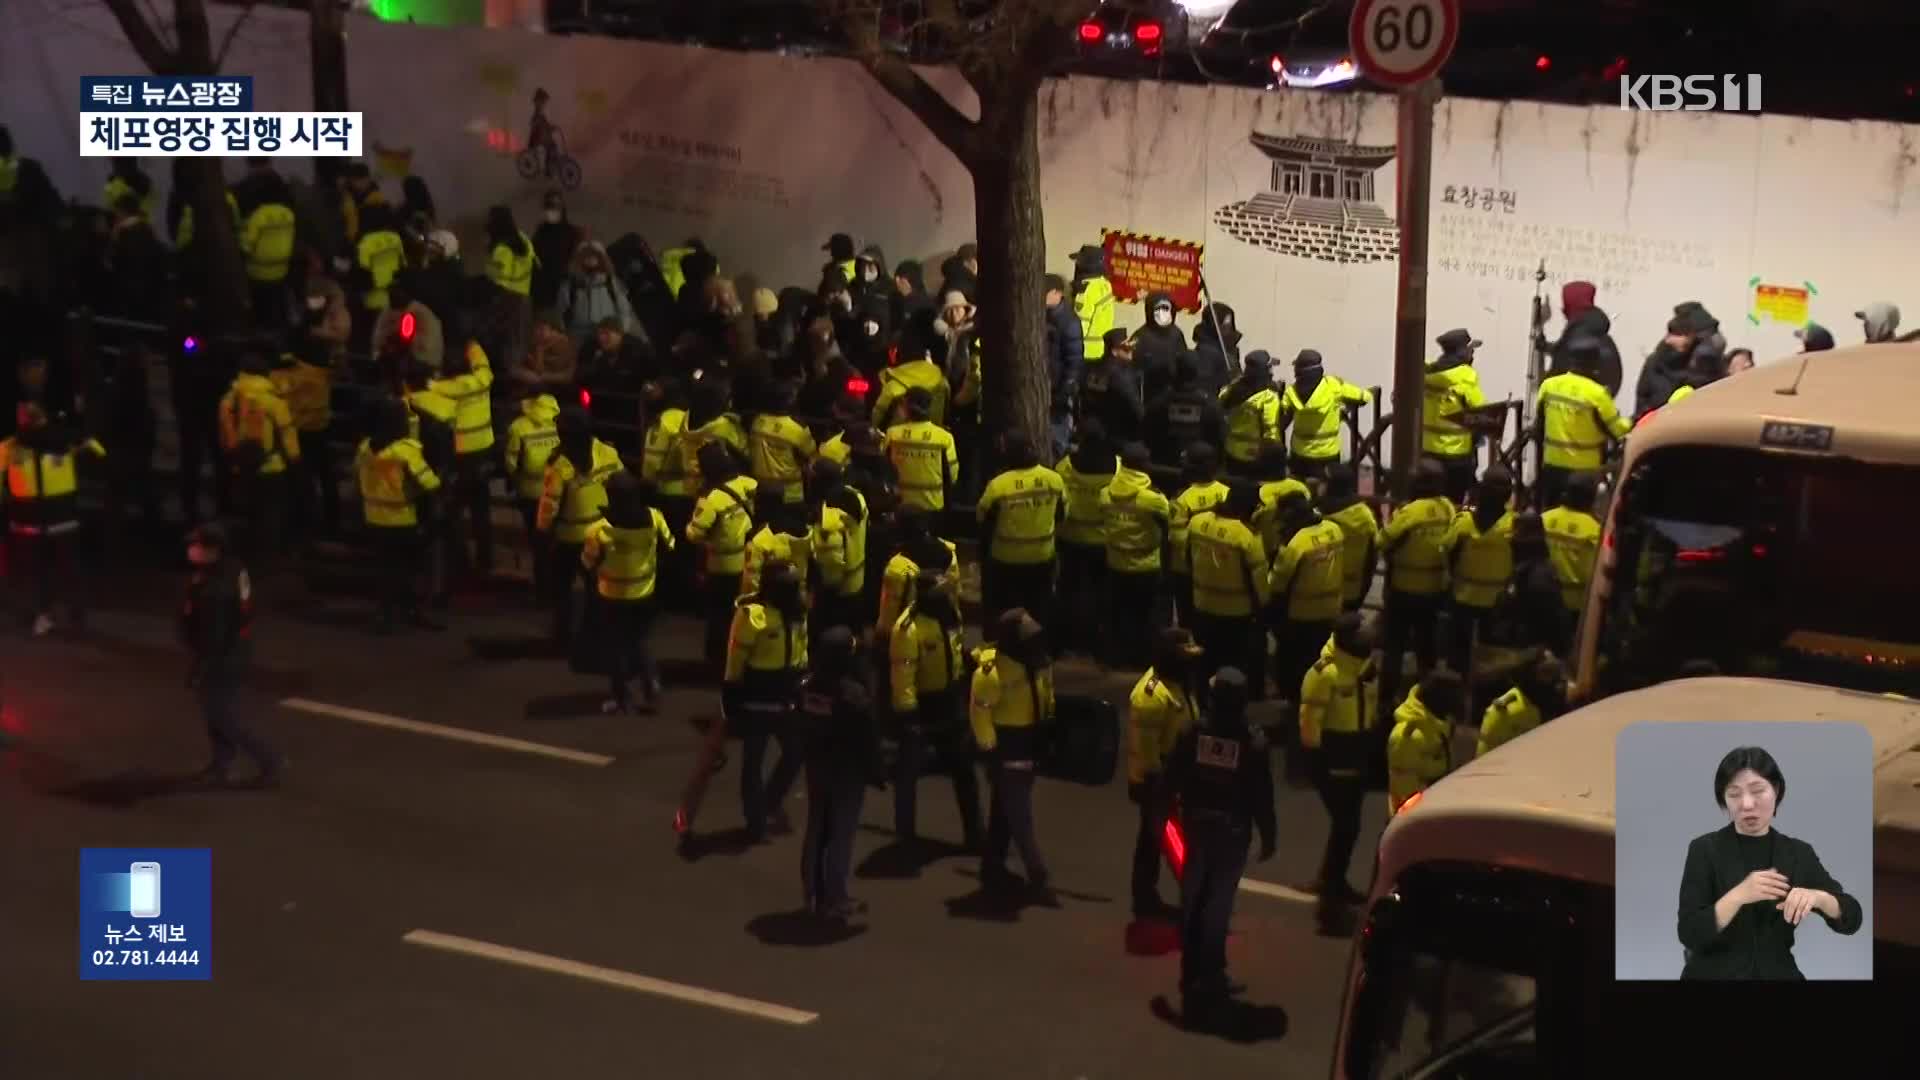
[517,126,583,190]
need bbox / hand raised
[1776,886,1824,925]
[1736,868,1789,906]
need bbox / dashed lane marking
[1238,879,1318,905]
[279,698,614,767]
[401,930,820,1026]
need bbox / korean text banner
[80,75,253,112]
[79,848,212,981]
[79,113,364,158]
[1100,230,1205,313]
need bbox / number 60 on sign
[1348,0,1461,88]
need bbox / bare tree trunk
[310,0,350,191]
[969,87,1050,464]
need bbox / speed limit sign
[1349,0,1460,87]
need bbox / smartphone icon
[129,862,162,919]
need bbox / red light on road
[1535,54,1551,71]
[1674,547,1726,563]
[1270,54,1285,74]
[1136,21,1162,43]
[579,388,592,407]
[1602,56,1629,81]
[845,376,871,397]
[1078,21,1101,42]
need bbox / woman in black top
[1676,746,1864,979]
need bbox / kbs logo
[1619,74,1763,112]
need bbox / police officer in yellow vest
[1186,484,1271,692]
[1,404,106,636]
[1423,329,1488,504]
[1477,652,1567,759]
[1533,343,1629,510]
[871,334,952,429]
[505,391,561,599]
[1100,441,1172,668]
[1168,443,1230,629]
[741,487,813,599]
[1378,459,1456,718]
[807,458,869,637]
[218,351,301,561]
[972,607,1057,901]
[1318,463,1379,613]
[875,503,960,639]
[1542,470,1602,617]
[1126,627,1204,920]
[1053,420,1116,655]
[749,381,816,505]
[725,558,809,843]
[235,159,296,325]
[538,406,626,646]
[355,204,406,317]
[977,433,1066,628]
[1298,613,1378,906]
[885,388,959,513]
[1282,349,1372,482]
[686,441,760,672]
[428,338,496,574]
[1444,466,1515,680]
[103,159,154,220]
[1071,244,1115,367]
[639,378,694,603]
[889,570,982,851]
[1250,445,1311,556]
[581,472,675,715]
[401,358,459,609]
[1268,492,1346,701]
[1387,667,1464,814]
[270,339,338,542]
[1217,351,1283,479]
[354,397,441,631]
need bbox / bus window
[1341,862,1613,1078]
[1596,445,1920,697]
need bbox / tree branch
[839,7,976,158]
[100,0,179,74]
[214,1,262,71]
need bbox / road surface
[0,565,1394,1079]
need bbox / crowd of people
[4,131,1912,1029]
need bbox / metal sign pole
[1389,78,1440,502]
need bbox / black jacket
[1145,386,1225,467]
[1131,292,1187,395]
[1633,344,1691,419]
[1189,317,1241,398]
[1081,361,1144,445]
[1678,824,1863,980]
[181,559,253,684]
[1166,718,1276,849]
[1544,307,1623,398]
[796,672,882,782]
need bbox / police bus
[1328,678,1920,1077]
[1570,341,1920,702]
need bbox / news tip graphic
[79,75,362,158]
[80,848,212,981]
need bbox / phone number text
[89,949,201,966]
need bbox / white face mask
[1153,309,1173,327]
[861,266,879,283]
[863,319,881,337]
[305,295,326,311]
[544,208,562,223]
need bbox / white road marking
[279,698,614,767]
[401,930,820,1026]
[1239,878,1318,905]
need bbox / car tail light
[1136,21,1162,43]
[1078,20,1101,42]
[1535,54,1551,71]
[1674,547,1726,563]
[1269,54,1285,74]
